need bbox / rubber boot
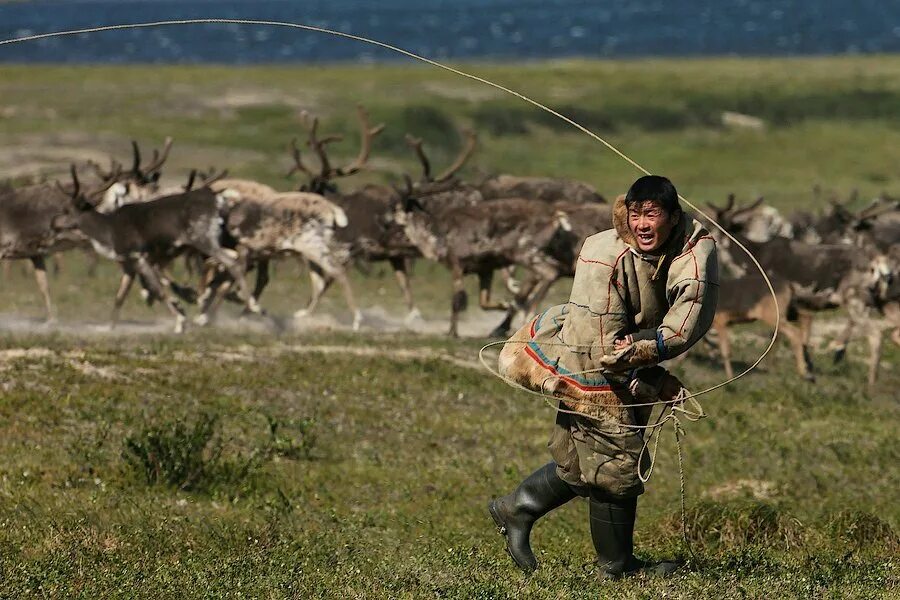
[488,462,578,573]
[589,492,681,579]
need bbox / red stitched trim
[599,248,628,349]
[523,345,613,392]
[672,236,715,262]
[578,256,615,268]
[673,248,702,339]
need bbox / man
[489,175,718,578]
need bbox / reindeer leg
[500,265,522,295]
[252,258,270,302]
[390,257,419,321]
[779,321,814,382]
[713,317,734,379]
[796,309,816,374]
[831,318,855,364]
[30,256,55,323]
[477,269,512,312]
[884,303,900,347]
[194,266,229,326]
[331,265,362,331]
[295,263,333,321]
[521,264,559,317]
[489,271,544,338]
[237,259,271,316]
[209,246,261,316]
[449,262,466,338]
[865,323,884,388]
[85,249,99,278]
[134,256,187,333]
[110,267,135,328]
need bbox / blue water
[1,0,898,63]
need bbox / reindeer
[287,106,480,323]
[93,137,174,212]
[392,171,571,337]
[705,195,893,383]
[793,190,899,250]
[52,166,261,333]
[392,135,613,337]
[194,186,361,329]
[477,173,606,204]
[800,195,900,376]
[0,166,112,321]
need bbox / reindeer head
[705,194,768,237]
[388,175,443,261]
[93,137,173,212]
[865,252,897,306]
[51,164,115,230]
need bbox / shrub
[122,413,223,491]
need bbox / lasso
[1,19,781,560]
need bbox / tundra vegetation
[0,56,898,597]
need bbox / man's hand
[613,335,633,351]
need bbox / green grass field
[1,55,899,209]
[0,57,898,597]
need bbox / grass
[0,326,896,598]
[0,56,899,597]
[0,56,898,210]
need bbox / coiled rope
[1,19,781,564]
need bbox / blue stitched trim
[526,341,613,387]
[656,329,666,361]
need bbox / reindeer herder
[489,175,719,579]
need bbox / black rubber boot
[488,462,578,573]
[589,492,681,579]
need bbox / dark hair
[625,175,680,215]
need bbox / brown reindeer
[393,172,571,337]
[0,165,115,321]
[477,173,605,204]
[704,195,892,383]
[288,107,481,324]
[52,166,261,333]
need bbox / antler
[288,106,384,191]
[433,129,477,183]
[306,114,340,179]
[142,136,174,176]
[729,196,765,221]
[56,163,81,200]
[88,157,123,183]
[286,137,315,179]
[197,167,229,188]
[857,197,900,222]
[332,105,385,177]
[706,193,736,218]
[405,134,431,182]
[184,169,198,192]
[130,140,142,175]
[129,137,173,179]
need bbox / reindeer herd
[1,106,897,386]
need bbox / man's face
[627,199,679,253]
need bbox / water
[0,0,898,63]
